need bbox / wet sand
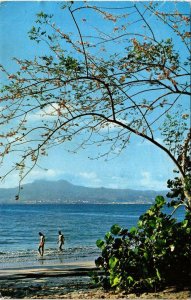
[0,261,190,299]
[0,260,95,276]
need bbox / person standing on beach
[58,230,64,251]
[38,232,45,257]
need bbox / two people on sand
[38,230,64,257]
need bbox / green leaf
[127,276,134,284]
[147,209,154,216]
[109,257,118,269]
[157,238,166,246]
[129,226,137,234]
[96,239,105,249]
[145,277,154,287]
[105,232,113,242]
[137,220,143,228]
[182,220,188,228]
[143,252,149,260]
[169,244,175,252]
[156,268,161,281]
[110,224,121,235]
[113,238,122,248]
[155,196,165,207]
[111,276,121,287]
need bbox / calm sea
[0,204,185,270]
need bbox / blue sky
[0,1,189,190]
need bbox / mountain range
[0,180,167,204]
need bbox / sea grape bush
[95,196,191,292]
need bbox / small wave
[0,245,99,268]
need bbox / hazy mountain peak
[0,179,167,204]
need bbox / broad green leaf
[109,257,118,269]
[137,220,143,228]
[129,226,137,234]
[155,196,165,206]
[96,239,105,249]
[147,209,154,216]
[110,224,121,235]
[111,276,121,287]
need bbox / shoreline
[0,261,190,299]
[0,254,97,267]
[0,260,96,276]
[0,246,100,272]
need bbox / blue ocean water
[0,204,185,269]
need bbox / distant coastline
[0,201,154,205]
[0,179,167,204]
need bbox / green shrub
[95,196,191,292]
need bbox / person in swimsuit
[58,230,64,251]
[38,232,45,257]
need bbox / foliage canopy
[0,2,190,205]
[95,196,191,292]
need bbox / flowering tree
[0,2,190,206]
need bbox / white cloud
[109,176,129,189]
[26,102,75,123]
[79,171,97,179]
[0,168,65,188]
[26,103,60,122]
[140,171,166,190]
[0,173,19,189]
[0,168,167,191]
[100,117,130,132]
[78,171,102,186]
[100,122,121,132]
[29,168,63,180]
[107,183,122,189]
[98,173,167,190]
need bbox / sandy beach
[0,260,190,299]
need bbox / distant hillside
[0,180,168,204]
